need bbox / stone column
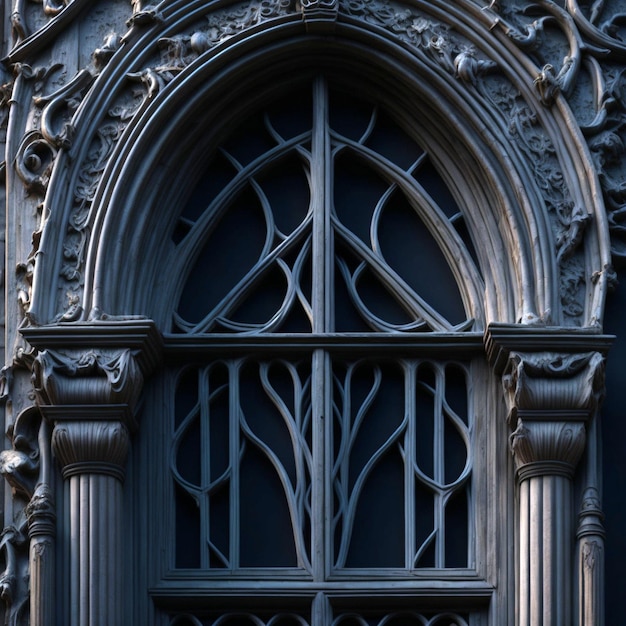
[25,321,161,626]
[502,351,604,626]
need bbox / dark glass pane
[266,84,313,140]
[181,151,239,224]
[175,367,199,429]
[414,480,435,568]
[257,153,311,237]
[178,185,268,326]
[365,109,425,171]
[444,488,469,568]
[239,443,298,567]
[221,110,276,166]
[175,483,201,569]
[329,89,375,142]
[377,190,466,325]
[414,157,459,220]
[415,363,436,478]
[333,151,388,245]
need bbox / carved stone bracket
[300,0,338,31]
[502,349,604,477]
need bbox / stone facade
[0,0,625,624]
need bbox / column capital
[23,320,162,430]
[502,350,605,425]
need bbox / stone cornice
[484,323,614,374]
[20,320,163,376]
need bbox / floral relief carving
[481,0,626,268]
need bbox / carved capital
[502,351,605,424]
[51,420,130,481]
[510,419,586,479]
[33,347,143,410]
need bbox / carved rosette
[502,351,605,479]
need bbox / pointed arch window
[145,76,493,624]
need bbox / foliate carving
[502,351,605,419]
[51,421,130,480]
[15,130,57,195]
[485,0,626,268]
[33,348,143,409]
[0,407,42,500]
[502,351,604,479]
[25,483,55,538]
[33,69,94,150]
[0,524,28,622]
[509,420,586,477]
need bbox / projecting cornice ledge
[20,320,163,431]
[484,323,614,375]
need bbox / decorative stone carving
[577,486,605,626]
[33,69,94,149]
[14,131,56,195]
[51,420,130,480]
[502,351,605,421]
[496,345,606,626]
[300,0,338,30]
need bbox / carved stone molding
[502,351,605,422]
[509,419,586,479]
[51,419,129,480]
[33,348,143,413]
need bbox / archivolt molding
[1,0,611,332]
[0,0,622,329]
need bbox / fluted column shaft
[50,416,129,626]
[511,419,586,625]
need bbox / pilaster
[485,324,610,626]
[22,320,161,626]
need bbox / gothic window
[139,76,493,625]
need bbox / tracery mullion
[433,364,446,568]
[310,76,331,581]
[404,360,417,570]
[200,368,211,570]
[229,360,242,569]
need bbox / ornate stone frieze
[481,0,626,268]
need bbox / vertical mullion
[404,360,416,569]
[200,367,211,570]
[434,363,446,567]
[310,76,331,582]
[229,360,241,570]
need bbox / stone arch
[26,0,611,329]
[6,2,615,625]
